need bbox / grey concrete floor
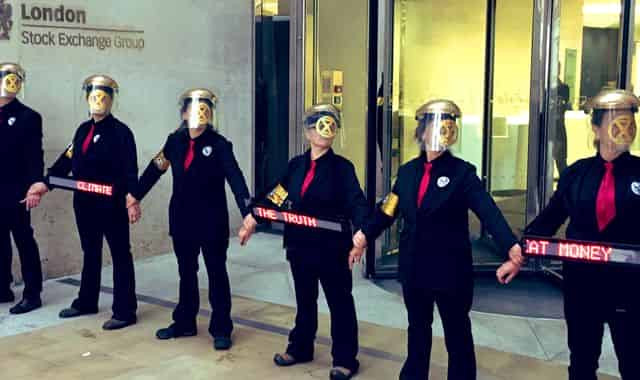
[0,232,621,378]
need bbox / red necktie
[81,125,95,155]
[417,162,433,207]
[300,160,317,197]
[596,162,616,232]
[184,140,195,170]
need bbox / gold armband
[153,151,170,172]
[64,144,74,159]
[380,192,399,217]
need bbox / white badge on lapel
[202,146,213,157]
[631,182,640,196]
[437,176,450,188]
[93,134,101,143]
[7,117,16,126]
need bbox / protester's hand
[508,243,524,266]
[243,214,258,233]
[352,230,367,249]
[496,260,521,285]
[128,203,141,224]
[238,226,253,246]
[348,246,365,270]
[126,193,139,209]
[21,182,49,210]
[20,193,42,210]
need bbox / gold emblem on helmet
[267,184,289,207]
[153,151,170,172]
[439,119,459,147]
[1,73,21,94]
[607,115,637,145]
[315,115,338,139]
[88,89,111,114]
[380,192,399,217]
[197,102,212,125]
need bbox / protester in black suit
[243,104,367,380]
[131,88,256,351]
[0,62,44,314]
[351,99,523,380]
[525,89,640,380]
[35,75,139,331]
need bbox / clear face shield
[590,109,637,154]
[84,84,117,116]
[0,71,24,98]
[183,98,216,129]
[417,112,461,152]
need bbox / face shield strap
[84,85,115,98]
[0,71,24,81]
[304,111,341,129]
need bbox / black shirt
[525,152,640,302]
[273,149,368,256]
[363,151,518,290]
[48,114,138,205]
[0,99,44,209]
[132,127,251,240]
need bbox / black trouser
[72,200,137,321]
[0,205,43,300]
[400,284,475,380]
[171,236,232,337]
[286,249,359,371]
[565,280,640,380]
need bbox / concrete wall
[2,0,254,281]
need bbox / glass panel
[379,0,488,271]
[303,0,369,184]
[549,0,622,183]
[546,0,621,243]
[255,0,291,196]
[485,1,534,264]
[628,3,640,156]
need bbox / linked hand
[508,243,524,266]
[496,260,521,285]
[128,203,141,224]
[238,226,253,246]
[21,182,49,210]
[20,193,42,210]
[353,230,367,249]
[348,246,365,270]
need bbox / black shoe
[0,290,15,303]
[156,323,197,340]
[213,336,232,350]
[273,352,313,367]
[330,365,359,380]
[103,318,137,330]
[9,298,42,314]
[59,307,97,319]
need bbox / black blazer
[0,99,43,209]
[363,151,517,290]
[525,152,640,304]
[270,149,368,257]
[48,114,138,208]
[133,127,251,240]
